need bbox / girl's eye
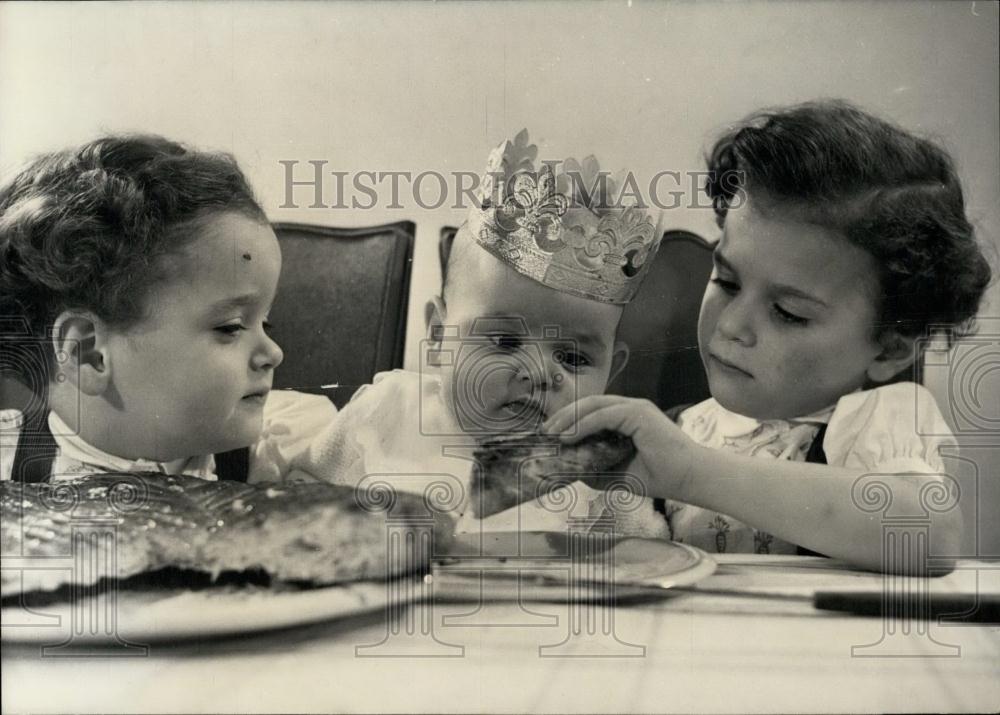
[774,305,809,325]
[488,334,521,351]
[215,323,246,336]
[263,320,274,334]
[710,276,739,295]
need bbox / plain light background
[2,0,997,554]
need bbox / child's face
[432,248,626,434]
[103,212,284,459]
[698,198,884,420]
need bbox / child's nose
[513,356,560,392]
[252,334,284,371]
[717,298,756,346]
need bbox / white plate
[431,531,716,602]
[1,578,416,645]
[1,534,715,643]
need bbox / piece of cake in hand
[470,430,636,518]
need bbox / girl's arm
[544,396,961,574]
[675,447,961,573]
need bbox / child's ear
[866,330,917,384]
[424,295,447,344]
[607,340,631,386]
[51,311,112,396]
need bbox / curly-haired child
[544,100,992,572]
[1,135,334,483]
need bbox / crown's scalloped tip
[467,130,663,304]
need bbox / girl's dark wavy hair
[1,134,267,379]
[705,100,992,344]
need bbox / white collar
[47,411,217,480]
[712,401,836,441]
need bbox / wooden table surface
[3,556,998,713]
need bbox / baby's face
[433,248,625,434]
[102,212,284,460]
[698,197,884,420]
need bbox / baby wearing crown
[301,130,668,536]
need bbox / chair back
[607,230,714,409]
[440,225,458,282]
[270,221,414,407]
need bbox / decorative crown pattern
[467,129,662,304]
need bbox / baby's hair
[705,100,992,344]
[0,134,267,375]
[441,223,478,305]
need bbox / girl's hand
[542,396,699,498]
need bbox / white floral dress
[664,383,957,554]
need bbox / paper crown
[465,129,662,304]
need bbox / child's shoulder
[370,368,422,391]
[825,382,955,474]
[345,369,424,407]
[263,389,337,431]
[265,388,336,413]
[330,369,441,436]
[830,382,947,434]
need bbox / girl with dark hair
[544,101,992,572]
[1,135,334,483]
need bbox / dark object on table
[813,591,1000,623]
